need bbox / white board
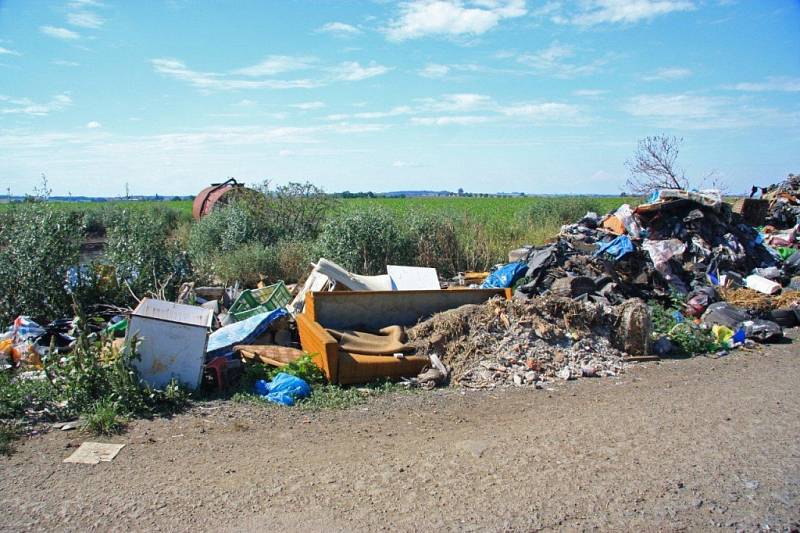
[387,265,440,291]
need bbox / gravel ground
[2,331,799,532]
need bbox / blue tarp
[480,262,528,289]
[594,235,635,260]
[206,308,287,360]
[254,372,311,406]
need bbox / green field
[1,195,633,246]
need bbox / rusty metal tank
[192,178,248,220]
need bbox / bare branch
[624,135,688,195]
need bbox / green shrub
[212,243,278,287]
[274,240,313,282]
[0,204,83,325]
[315,207,415,275]
[406,213,462,277]
[105,210,191,301]
[187,182,336,284]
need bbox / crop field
[0,195,634,246]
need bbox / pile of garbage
[762,173,800,229]
[407,296,650,389]
[480,185,800,363]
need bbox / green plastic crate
[228,281,291,322]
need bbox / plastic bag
[481,262,528,289]
[254,372,311,406]
[642,239,686,266]
[594,235,634,260]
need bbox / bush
[105,210,191,301]
[213,243,278,287]
[0,204,83,325]
[274,240,314,282]
[406,213,462,277]
[315,207,415,275]
[187,182,337,284]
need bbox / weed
[82,399,126,435]
[298,381,410,411]
[650,302,724,356]
[266,354,326,385]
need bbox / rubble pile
[407,296,650,389]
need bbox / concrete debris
[407,296,633,389]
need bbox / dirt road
[2,332,799,532]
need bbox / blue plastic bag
[254,372,311,406]
[594,235,634,260]
[480,262,528,289]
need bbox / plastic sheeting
[594,235,634,260]
[206,308,288,359]
[481,262,528,289]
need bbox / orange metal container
[192,178,247,220]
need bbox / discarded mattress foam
[206,308,288,360]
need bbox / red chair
[205,357,228,393]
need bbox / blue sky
[0,0,798,196]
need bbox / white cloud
[0,94,72,116]
[620,93,796,129]
[392,160,424,167]
[291,101,326,110]
[152,58,390,91]
[419,63,451,78]
[52,59,80,67]
[151,58,320,90]
[727,77,800,92]
[330,61,390,81]
[67,0,104,7]
[642,67,692,81]
[517,42,607,78]
[573,89,607,97]
[386,0,527,41]
[549,0,695,25]
[67,11,105,28]
[411,115,491,125]
[498,102,579,121]
[317,22,361,36]
[40,26,80,40]
[0,47,21,56]
[86,121,102,128]
[233,55,317,77]
[421,93,494,111]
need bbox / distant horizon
[1,1,798,196]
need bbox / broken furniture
[126,298,213,390]
[296,288,510,385]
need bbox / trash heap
[407,296,651,389]
[512,190,780,302]
[762,173,800,229]
[483,186,800,361]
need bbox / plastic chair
[205,357,228,393]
